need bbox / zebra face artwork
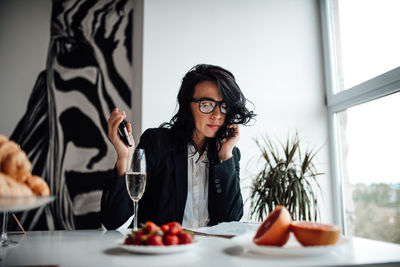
[11,0,133,230]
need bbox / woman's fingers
[126,122,132,135]
[108,108,126,142]
[126,122,135,147]
[126,122,133,139]
[219,125,239,161]
[222,124,239,147]
[108,108,119,134]
[106,108,138,166]
[231,124,239,138]
[226,124,239,138]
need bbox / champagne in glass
[126,148,146,230]
[126,172,146,201]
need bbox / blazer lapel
[172,145,188,221]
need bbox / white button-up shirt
[182,144,210,228]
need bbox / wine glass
[1,211,18,247]
[125,148,147,230]
[1,196,55,247]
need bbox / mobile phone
[226,127,235,138]
[221,126,234,139]
[117,120,133,147]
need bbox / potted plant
[249,133,323,222]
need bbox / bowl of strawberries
[119,221,197,254]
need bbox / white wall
[0,0,51,137]
[141,0,333,222]
[0,0,334,223]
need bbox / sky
[337,0,400,185]
[345,93,400,184]
[338,0,400,89]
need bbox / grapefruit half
[291,221,341,246]
[253,205,292,246]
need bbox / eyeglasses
[191,98,228,114]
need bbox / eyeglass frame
[191,98,228,114]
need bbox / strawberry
[163,234,179,246]
[144,221,160,234]
[124,221,194,247]
[161,224,170,234]
[167,222,182,235]
[124,236,134,245]
[178,232,193,244]
[133,229,144,236]
[133,232,148,245]
[147,234,164,246]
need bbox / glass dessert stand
[0,196,54,247]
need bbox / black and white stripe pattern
[11,0,133,230]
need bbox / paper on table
[185,221,260,238]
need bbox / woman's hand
[108,108,135,176]
[218,124,239,162]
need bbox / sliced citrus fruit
[253,205,292,246]
[291,221,341,246]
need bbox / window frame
[320,0,400,234]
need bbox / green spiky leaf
[248,132,323,222]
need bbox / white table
[1,229,400,267]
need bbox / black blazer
[101,128,243,230]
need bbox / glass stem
[133,200,139,230]
[1,211,9,246]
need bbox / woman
[101,64,255,229]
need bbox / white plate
[232,233,350,256]
[117,240,198,254]
[0,196,55,212]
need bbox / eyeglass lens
[199,100,227,114]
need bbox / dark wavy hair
[161,64,256,154]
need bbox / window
[321,0,400,243]
[332,0,400,91]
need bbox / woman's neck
[192,131,206,155]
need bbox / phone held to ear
[118,120,133,147]
[224,126,235,139]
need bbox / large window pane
[338,92,400,243]
[333,0,400,91]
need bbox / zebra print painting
[10,0,133,230]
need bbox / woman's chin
[206,132,218,139]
